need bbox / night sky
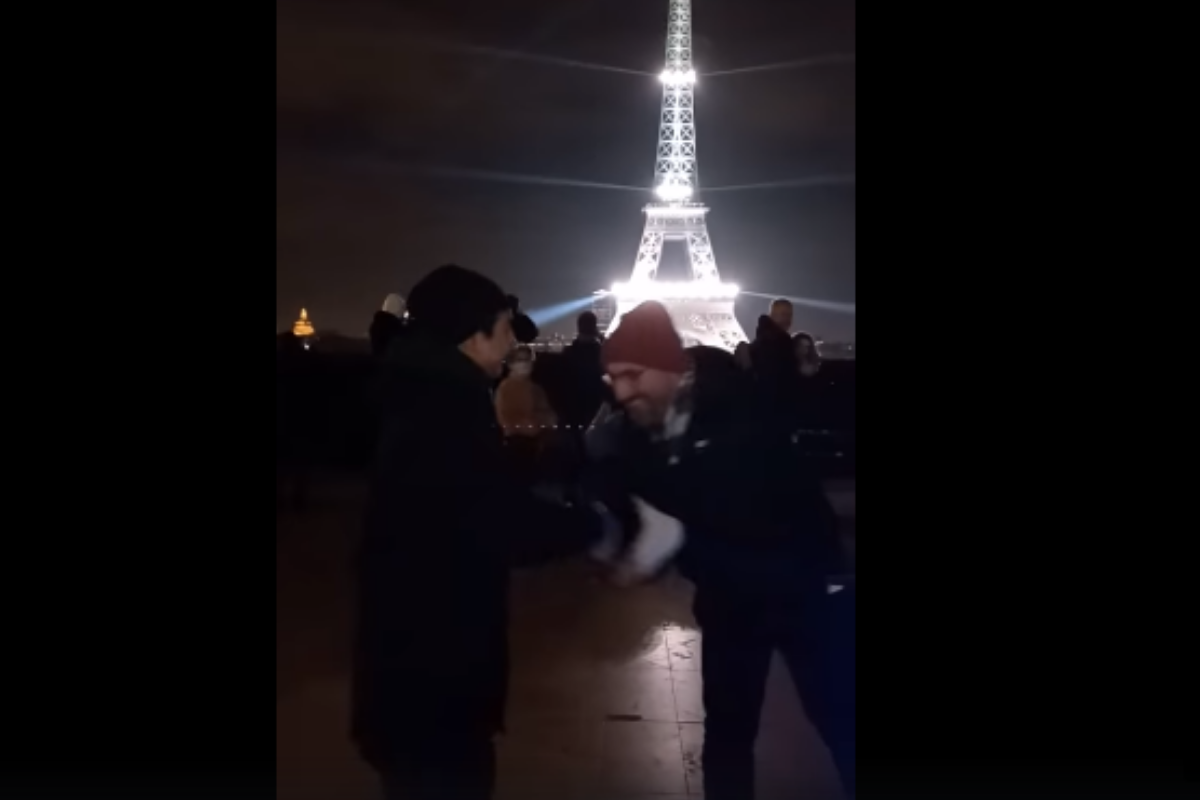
[277,0,855,339]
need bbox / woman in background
[495,345,556,483]
[790,331,827,436]
[793,332,822,379]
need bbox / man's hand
[586,502,624,563]
[608,497,685,587]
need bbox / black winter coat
[559,337,609,426]
[586,355,839,594]
[351,333,603,764]
[748,321,800,434]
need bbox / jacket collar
[655,370,695,444]
[384,331,492,391]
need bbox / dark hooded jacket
[585,349,839,594]
[559,335,609,427]
[748,315,800,435]
[352,331,604,764]
[368,310,406,358]
[749,316,795,389]
[685,344,741,383]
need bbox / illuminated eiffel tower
[608,0,746,351]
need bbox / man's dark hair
[407,264,511,345]
[513,314,539,344]
[506,295,539,343]
[577,311,599,337]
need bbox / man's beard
[625,398,666,429]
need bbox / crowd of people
[345,263,853,800]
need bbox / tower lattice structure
[610,0,747,352]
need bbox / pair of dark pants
[376,737,496,800]
[694,577,856,799]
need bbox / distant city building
[292,308,316,349]
[292,308,315,337]
[818,340,855,360]
[529,334,570,354]
[590,291,617,335]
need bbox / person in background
[557,311,612,477]
[748,303,797,434]
[495,344,556,484]
[353,265,611,800]
[733,341,752,371]
[587,301,854,800]
[789,331,828,443]
[793,331,821,378]
[749,297,795,378]
[768,296,793,334]
[369,293,407,358]
[508,295,539,344]
[560,311,609,428]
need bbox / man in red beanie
[591,300,855,800]
[602,301,691,428]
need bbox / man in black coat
[559,310,611,433]
[587,301,855,800]
[352,265,610,800]
[749,298,797,386]
[748,301,801,440]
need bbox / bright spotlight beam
[421,41,653,77]
[400,164,646,193]
[742,291,855,315]
[526,296,598,328]
[704,175,856,193]
[326,149,654,193]
[703,53,856,78]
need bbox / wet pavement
[277,477,852,800]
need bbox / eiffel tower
[608,0,747,351]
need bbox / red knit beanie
[603,301,688,373]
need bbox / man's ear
[457,330,484,358]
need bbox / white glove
[588,503,624,564]
[617,496,686,585]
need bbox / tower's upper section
[653,0,699,204]
[663,0,695,73]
